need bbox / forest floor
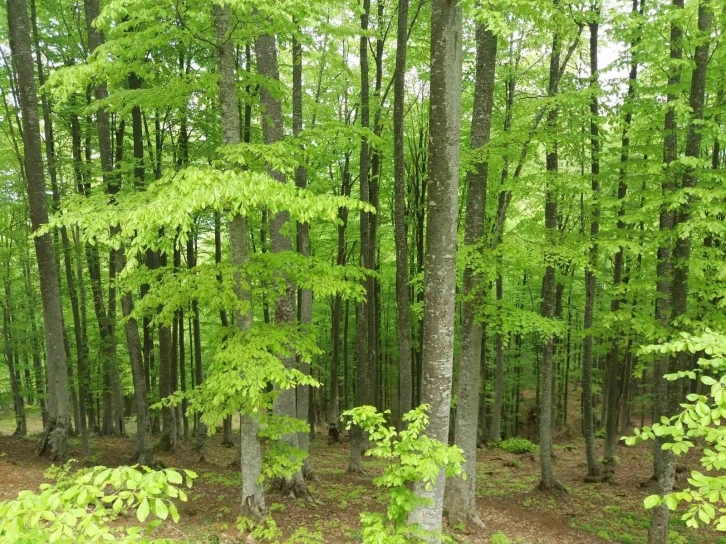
[0,410,723,544]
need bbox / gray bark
[650,1,712,541]
[649,0,683,539]
[292,29,316,481]
[213,4,265,521]
[393,0,413,421]
[538,1,566,492]
[408,0,463,537]
[7,0,70,461]
[255,27,311,498]
[350,0,373,474]
[583,5,604,482]
[444,19,496,529]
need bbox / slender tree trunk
[7,0,70,461]
[349,0,372,474]
[649,0,684,539]
[491,271,505,440]
[4,277,27,436]
[292,29,316,481]
[329,159,350,431]
[255,26,311,499]
[538,2,567,492]
[583,6,603,482]
[393,0,413,422]
[214,5,266,521]
[408,0,463,537]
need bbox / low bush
[494,437,538,454]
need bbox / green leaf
[137,497,150,522]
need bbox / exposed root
[584,472,608,484]
[537,479,568,493]
[271,475,317,504]
[447,510,485,533]
[37,421,69,462]
[346,461,367,475]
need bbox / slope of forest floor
[0,411,723,544]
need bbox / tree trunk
[491,271,505,441]
[649,0,684,539]
[583,8,603,482]
[538,1,567,492]
[255,26,310,499]
[408,0,463,537]
[443,17,495,529]
[349,0,373,474]
[214,4,266,522]
[650,1,712,541]
[7,0,70,461]
[3,277,27,436]
[292,28,316,481]
[393,0,413,422]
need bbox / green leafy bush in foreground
[626,330,726,531]
[342,404,465,544]
[0,461,196,543]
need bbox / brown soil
[0,415,719,544]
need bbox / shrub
[494,437,538,454]
[490,532,511,544]
[0,460,196,543]
[342,404,465,543]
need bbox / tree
[407,0,463,537]
[445,13,497,529]
[6,0,70,461]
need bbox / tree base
[537,479,568,493]
[584,473,608,484]
[271,475,316,503]
[447,509,485,533]
[37,419,69,462]
[346,461,367,475]
[154,433,176,453]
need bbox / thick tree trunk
[29,0,90,456]
[444,18,496,530]
[650,1,712,541]
[7,0,70,461]
[408,0,463,537]
[214,5,266,521]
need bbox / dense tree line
[1,0,725,540]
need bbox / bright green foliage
[492,437,538,454]
[625,330,726,530]
[341,405,464,543]
[0,461,196,543]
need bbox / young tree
[213,3,266,522]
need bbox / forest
[0,0,725,542]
